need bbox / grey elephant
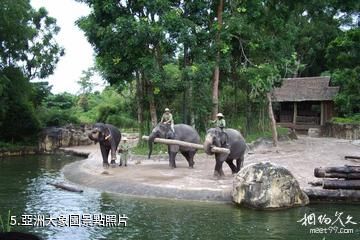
[88,123,121,168]
[204,128,246,177]
[148,123,200,168]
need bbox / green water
[0,155,359,240]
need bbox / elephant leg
[225,159,237,174]
[236,155,245,172]
[214,158,225,177]
[187,151,196,168]
[168,151,177,169]
[180,151,195,168]
[100,146,110,168]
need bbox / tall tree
[0,0,63,141]
[211,0,224,119]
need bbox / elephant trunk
[204,134,214,155]
[88,133,98,144]
[148,133,156,159]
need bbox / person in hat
[212,113,226,130]
[160,107,174,132]
[211,113,228,147]
[118,137,130,167]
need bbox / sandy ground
[62,136,360,202]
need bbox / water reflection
[0,155,360,240]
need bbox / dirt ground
[62,136,360,201]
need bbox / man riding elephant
[160,108,174,133]
[211,113,228,147]
[204,127,246,177]
[148,122,200,169]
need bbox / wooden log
[345,155,360,160]
[314,166,360,176]
[141,136,230,154]
[314,169,360,179]
[47,182,83,193]
[308,180,323,187]
[304,188,360,202]
[323,179,360,190]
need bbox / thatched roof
[272,77,339,102]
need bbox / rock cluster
[39,124,93,152]
[232,162,309,209]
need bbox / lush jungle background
[0,0,359,147]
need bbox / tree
[326,28,360,116]
[211,0,224,119]
[0,0,64,79]
[0,0,63,141]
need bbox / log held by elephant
[141,136,230,154]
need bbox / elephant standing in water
[204,128,246,177]
[148,123,200,168]
[88,123,121,168]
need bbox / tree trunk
[211,0,224,119]
[267,92,278,147]
[141,136,230,154]
[304,188,360,202]
[147,80,157,128]
[314,171,360,179]
[314,166,360,174]
[47,182,83,193]
[136,71,144,142]
[323,179,360,190]
[314,166,360,179]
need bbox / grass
[0,210,12,232]
[0,141,36,151]
[245,127,289,143]
[131,141,168,155]
[331,114,360,124]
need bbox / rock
[288,128,298,140]
[308,128,321,137]
[39,124,93,152]
[232,162,309,209]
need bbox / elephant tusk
[105,135,111,140]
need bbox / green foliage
[0,0,63,142]
[326,29,360,116]
[132,141,167,155]
[331,114,360,124]
[0,210,12,232]
[0,0,64,79]
[0,67,40,141]
[246,127,289,143]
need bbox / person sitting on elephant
[212,113,228,147]
[118,137,130,167]
[161,108,174,133]
[212,113,226,130]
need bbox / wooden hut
[272,77,339,131]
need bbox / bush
[331,114,360,124]
[38,107,80,127]
[106,114,138,129]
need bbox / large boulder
[39,124,93,152]
[232,162,309,209]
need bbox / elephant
[204,128,246,177]
[88,123,121,168]
[148,123,201,169]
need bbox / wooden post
[293,102,297,124]
[320,101,324,125]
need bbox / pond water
[0,154,359,240]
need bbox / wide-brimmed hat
[123,137,128,141]
[216,113,224,118]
